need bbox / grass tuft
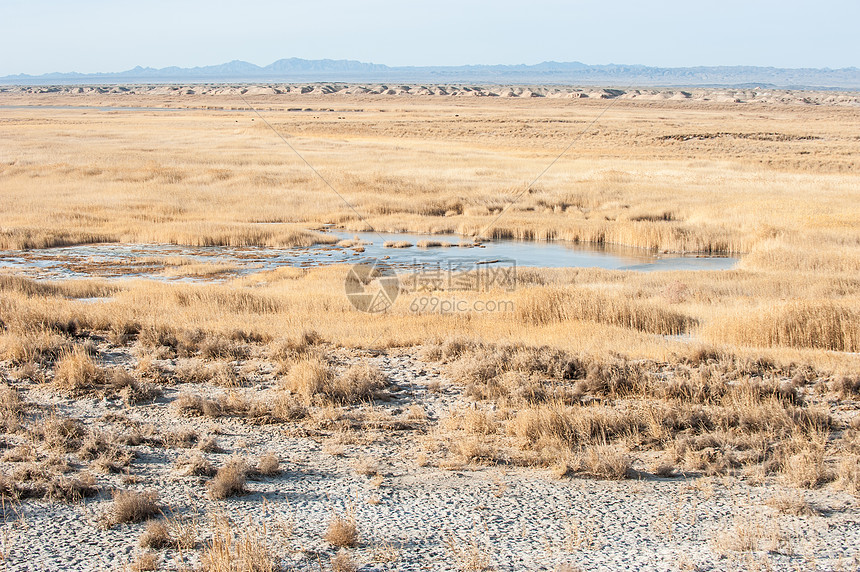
[104,490,160,527]
[53,347,105,394]
[207,458,248,499]
[325,511,359,548]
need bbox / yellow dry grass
[1,264,858,374]
[52,347,105,394]
[0,91,858,368]
[1,92,857,259]
[1,83,855,565]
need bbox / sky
[1,0,858,76]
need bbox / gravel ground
[2,349,859,571]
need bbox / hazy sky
[2,0,857,75]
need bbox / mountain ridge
[3,58,859,89]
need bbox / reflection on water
[0,230,737,282]
[338,232,736,272]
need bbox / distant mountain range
[3,58,859,89]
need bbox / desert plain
[0,83,858,571]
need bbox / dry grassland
[0,91,858,358]
[0,88,859,569]
[1,92,858,258]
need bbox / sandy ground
[1,84,859,107]
[2,342,859,572]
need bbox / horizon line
[5,57,860,79]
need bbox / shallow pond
[0,230,736,282]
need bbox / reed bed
[704,301,860,352]
[2,267,859,375]
[1,93,859,369]
[515,286,695,335]
[1,94,857,268]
